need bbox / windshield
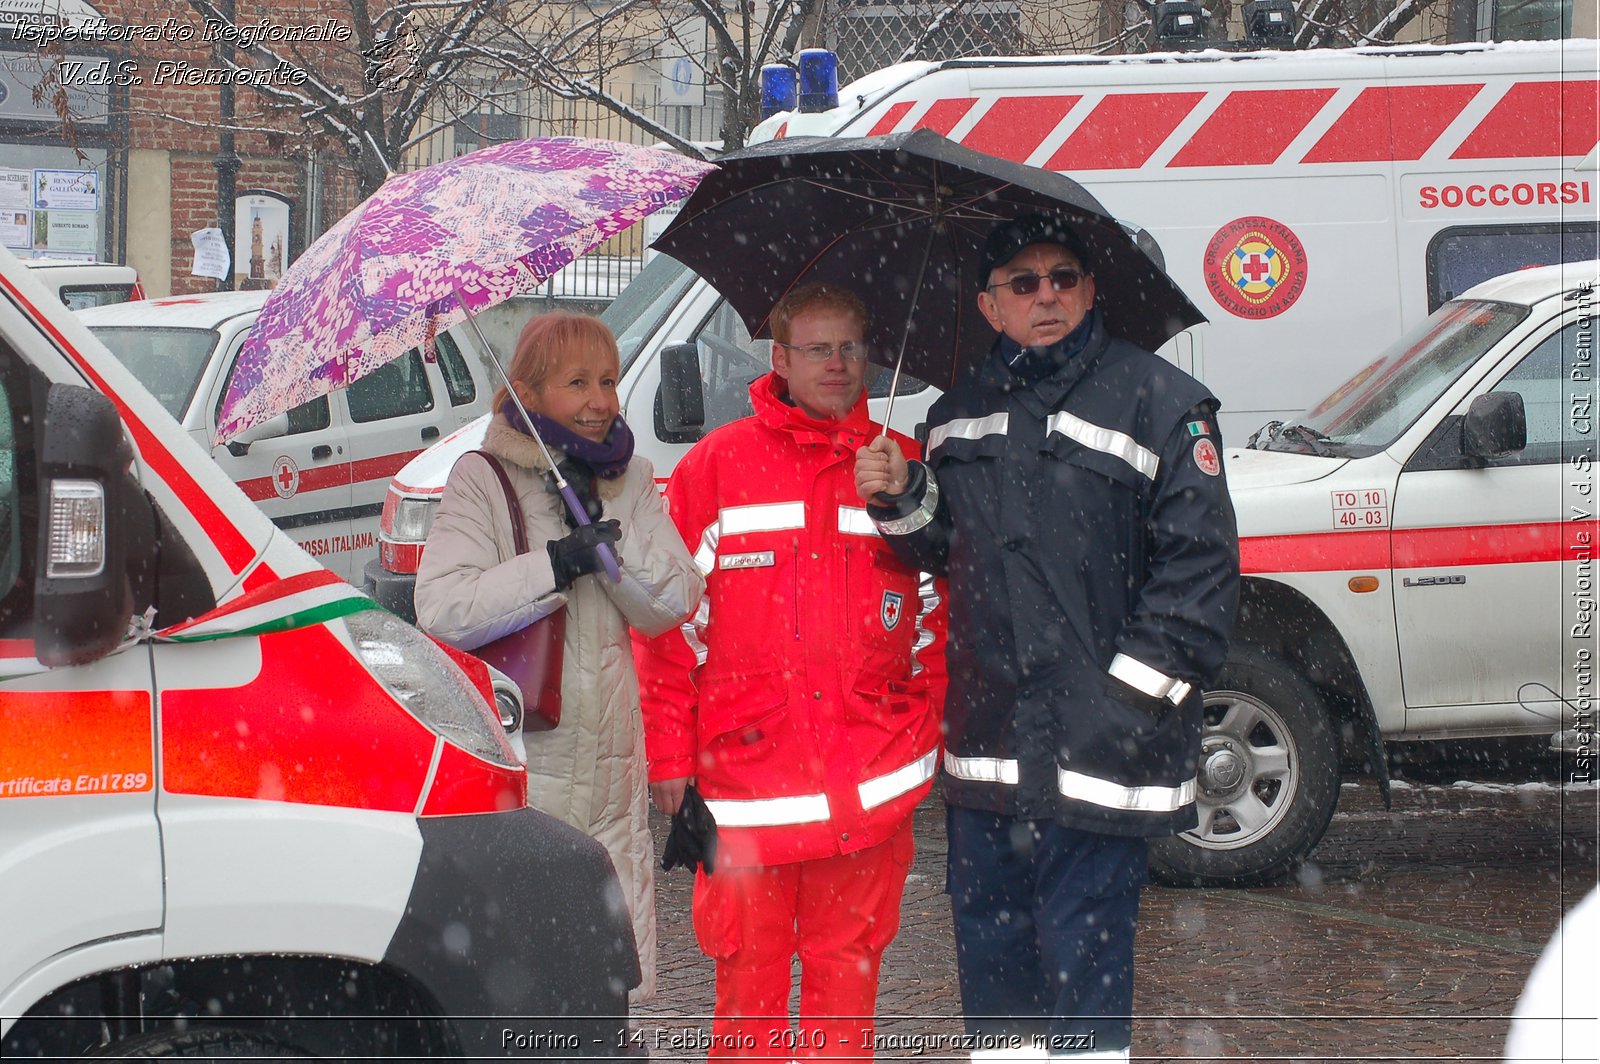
[88,326,218,420]
[1262,299,1530,458]
[601,253,699,373]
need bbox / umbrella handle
[556,480,623,582]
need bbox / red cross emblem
[272,455,299,499]
[881,590,904,632]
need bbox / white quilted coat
[414,414,704,1001]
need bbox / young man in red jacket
[635,284,946,1061]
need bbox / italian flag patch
[1186,420,1211,437]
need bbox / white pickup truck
[370,259,1597,886]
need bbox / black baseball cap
[978,214,1092,287]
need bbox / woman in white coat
[415,312,704,1001]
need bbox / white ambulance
[0,252,635,1057]
[76,291,495,585]
[368,40,1598,885]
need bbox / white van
[78,291,494,583]
[0,250,634,1056]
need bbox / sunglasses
[987,268,1086,297]
[776,341,870,363]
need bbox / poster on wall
[1,210,29,249]
[0,170,31,212]
[234,191,293,291]
[33,170,100,212]
[44,211,97,253]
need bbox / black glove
[548,459,602,530]
[546,519,620,590]
[661,785,718,875]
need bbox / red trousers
[691,821,915,1062]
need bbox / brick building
[0,0,365,295]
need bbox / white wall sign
[657,17,707,107]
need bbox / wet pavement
[635,760,1597,1061]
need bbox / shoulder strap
[469,450,529,557]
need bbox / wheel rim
[1182,689,1299,851]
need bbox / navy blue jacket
[870,316,1239,837]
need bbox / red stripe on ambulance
[913,97,978,135]
[161,623,436,811]
[1393,521,1573,568]
[1453,81,1600,159]
[1240,521,1576,576]
[236,449,424,502]
[1241,529,1389,574]
[962,95,1080,162]
[0,691,154,798]
[1171,88,1337,167]
[1303,84,1484,163]
[867,101,915,136]
[1045,92,1203,171]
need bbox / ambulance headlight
[344,610,518,767]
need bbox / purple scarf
[499,400,635,479]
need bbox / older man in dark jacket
[856,214,1239,1061]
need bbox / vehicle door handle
[421,426,440,441]
[311,444,333,459]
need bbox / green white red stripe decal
[154,570,377,642]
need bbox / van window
[214,356,330,435]
[60,285,137,310]
[286,396,331,434]
[1480,322,1582,467]
[1278,298,1529,457]
[346,348,435,422]
[1427,223,1599,311]
[434,333,477,406]
[88,326,216,419]
[604,254,698,373]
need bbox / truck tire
[1148,646,1341,887]
[83,1027,314,1060]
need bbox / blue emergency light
[797,49,839,113]
[760,64,799,120]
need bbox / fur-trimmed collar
[481,415,629,501]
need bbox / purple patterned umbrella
[216,136,716,443]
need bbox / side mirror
[225,411,289,457]
[34,384,140,665]
[656,342,706,444]
[1462,391,1526,461]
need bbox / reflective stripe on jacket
[635,373,947,868]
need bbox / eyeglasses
[987,268,1085,297]
[776,341,870,363]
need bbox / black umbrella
[651,128,1205,420]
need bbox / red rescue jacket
[634,373,947,868]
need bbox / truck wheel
[1148,647,1341,888]
[83,1026,314,1060]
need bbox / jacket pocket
[844,546,921,671]
[703,538,798,672]
[696,669,789,772]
